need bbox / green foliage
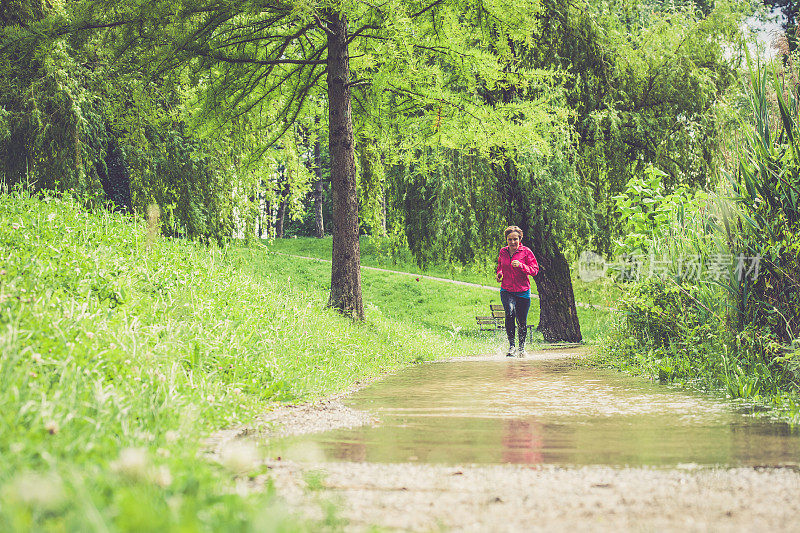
[0,0,283,243]
[600,270,800,410]
[533,0,745,254]
[391,149,507,270]
[617,278,717,353]
[0,9,107,199]
[726,52,800,345]
[614,166,712,258]
[0,191,488,529]
[601,53,800,420]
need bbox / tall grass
[0,191,485,530]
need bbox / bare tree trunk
[275,196,287,237]
[326,11,364,319]
[264,199,273,238]
[313,134,325,238]
[380,193,387,236]
[97,137,132,213]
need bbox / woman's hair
[504,226,523,239]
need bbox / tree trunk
[380,193,387,236]
[313,134,325,238]
[97,137,132,213]
[379,152,387,235]
[326,11,364,319]
[275,180,290,238]
[493,154,582,343]
[275,161,292,238]
[257,189,267,239]
[265,199,273,238]
[529,237,583,342]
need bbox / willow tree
[22,0,548,319]
[375,0,591,342]
[527,0,743,254]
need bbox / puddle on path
[271,358,800,467]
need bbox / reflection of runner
[501,364,544,464]
[501,419,544,464]
[496,226,539,357]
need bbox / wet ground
[270,354,800,468]
[210,349,800,531]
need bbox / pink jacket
[496,244,539,292]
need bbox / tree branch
[411,0,444,19]
[347,24,383,44]
[313,13,335,37]
[346,79,371,88]
[181,48,327,65]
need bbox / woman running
[496,226,539,357]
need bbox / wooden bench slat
[475,316,502,331]
[477,304,537,337]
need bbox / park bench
[474,304,505,331]
[475,304,537,338]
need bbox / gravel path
[207,349,800,531]
[263,461,800,532]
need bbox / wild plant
[606,47,800,409]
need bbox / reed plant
[600,49,800,417]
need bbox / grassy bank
[0,192,486,531]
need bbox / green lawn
[260,236,618,343]
[0,193,489,531]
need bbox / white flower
[165,430,179,445]
[153,465,172,488]
[111,448,150,481]
[135,431,155,443]
[218,441,261,474]
[6,472,66,511]
[47,213,56,222]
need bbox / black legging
[500,290,531,347]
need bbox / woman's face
[506,232,521,251]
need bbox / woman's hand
[511,259,521,268]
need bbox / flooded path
[272,353,800,468]
[239,349,800,531]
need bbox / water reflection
[502,419,544,464]
[272,358,800,466]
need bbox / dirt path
[207,349,800,531]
